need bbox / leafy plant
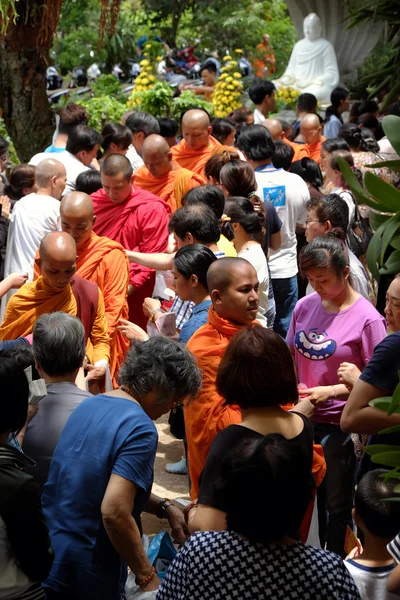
[128,81,173,115]
[0,117,18,167]
[127,82,213,119]
[91,74,125,101]
[171,91,214,121]
[344,0,400,110]
[75,96,127,131]
[338,114,400,280]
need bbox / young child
[345,469,400,599]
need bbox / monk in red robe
[297,113,326,166]
[91,155,170,330]
[171,109,236,176]
[0,232,110,383]
[134,134,205,212]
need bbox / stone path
[142,414,190,535]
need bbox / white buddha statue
[273,13,339,105]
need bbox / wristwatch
[157,497,172,519]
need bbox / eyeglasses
[305,219,325,225]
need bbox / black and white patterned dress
[156,531,361,600]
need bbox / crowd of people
[0,77,400,600]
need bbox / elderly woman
[42,336,201,600]
[0,356,54,600]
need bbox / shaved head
[301,113,321,129]
[182,109,211,129]
[182,109,212,151]
[40,231,76,262]
[262,118,283,141]
[38,232,77,290]
[142,134,173,178]
[300,113,322,145]
[61,191,94,220]
[102,154,133,180]
[60,192,95,248]
[207,257,259,324]
[35,159,67,199]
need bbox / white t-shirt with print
[238,243,268,327]
[255,165,309,279]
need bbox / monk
[91,155,170,330]
[171,109,235,177]
[0,232,110,382]
[34,192,130,384]
[185,257,259,499]
[134,134,205,212]
[297,113,326,166]
[262,117,302,161]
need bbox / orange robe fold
[185,308,255,499]
[284,138,303,162]
[134,163,205,212]
[296,136,326,166]
[0,276,110,365]
[171,136,236,177]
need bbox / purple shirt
[286,293,386,425]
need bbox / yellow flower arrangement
[275,85,300,109]
[212,50,244,118]
[128,56,157,106]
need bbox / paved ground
[142,414,190,535]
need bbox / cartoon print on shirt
[294,328,336,360]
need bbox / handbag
[345,191,373,258]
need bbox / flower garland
[212,49,244,118]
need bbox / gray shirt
[23,382,91,491]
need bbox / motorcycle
[69,66,88,88]
[46,66,63,91]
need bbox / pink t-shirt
[286,293,386,424]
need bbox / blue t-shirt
[179,299,212,344]
[42,394,158,599]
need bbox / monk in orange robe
[297,113,326,166]
[262,118,302,161]
[33,192,130,385]
[134,134,205,212]
[0,232,110,383]
[185,258,259,499]
[171,109,236,177]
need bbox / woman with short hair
[42,337,202,599]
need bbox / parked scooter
[46,66,63,91]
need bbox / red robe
[91,186,170,329]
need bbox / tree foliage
[345,0,400,109]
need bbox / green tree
[0,0,122,161]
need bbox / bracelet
[151,308,162,323]
[332,385,337,398]
[135,566,155,587]
[157,498,172,519]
